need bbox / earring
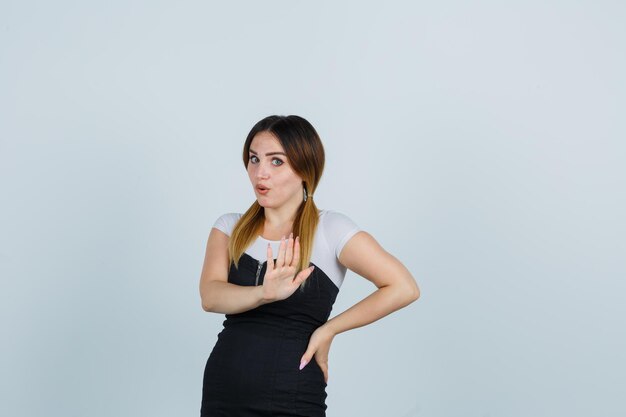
[303,188,313,202]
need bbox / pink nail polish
[299,359,308,370]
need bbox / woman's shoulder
[319,208,358,224]
[318,208,362,258]
[215,212,243,220]
[212,212,243,236]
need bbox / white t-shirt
[212,209,361,289]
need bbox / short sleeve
[212,213,241,237]
[322,210,361,259]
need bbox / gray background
[1,1,624,416]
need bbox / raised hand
[262,232,315,302]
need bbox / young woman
[199,115,420,416]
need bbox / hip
[202,324,327,414]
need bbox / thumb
[295,265,315,285]
[299,346,315,370]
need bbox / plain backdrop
[1,1,624,416]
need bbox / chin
[256,199,271,207]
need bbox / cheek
[276,171,300,188]
[283,177,303,195]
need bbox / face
[247,131,304,208]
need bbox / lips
[256,184,270,195]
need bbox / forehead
[250,131,284,151]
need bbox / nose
[255,161,270,179]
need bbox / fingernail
[299,359,308,370]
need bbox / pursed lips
[256,184,270,194]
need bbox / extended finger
[276,235,286,267]
[284,232,294,266]
[294,265,314,285]
[266,242,274,272]
[292,236,301,266]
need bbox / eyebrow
[249,148,287,156]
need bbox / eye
[249,155,284,166]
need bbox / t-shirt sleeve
[323,210,362,259]
[212,213,240,237]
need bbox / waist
[221,313,321,340]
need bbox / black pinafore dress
[201,251,339,417]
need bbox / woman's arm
[324,231,420,335]
[202,281,269,314]
[199,228,271,314]
[200,230,315,314]
[298,230,420,381]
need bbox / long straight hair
[227,115,325,291]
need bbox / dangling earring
[303,188,313,202]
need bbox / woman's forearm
[324,283,418,336]
[201,281,270,314]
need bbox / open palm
[262,233,315,301]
